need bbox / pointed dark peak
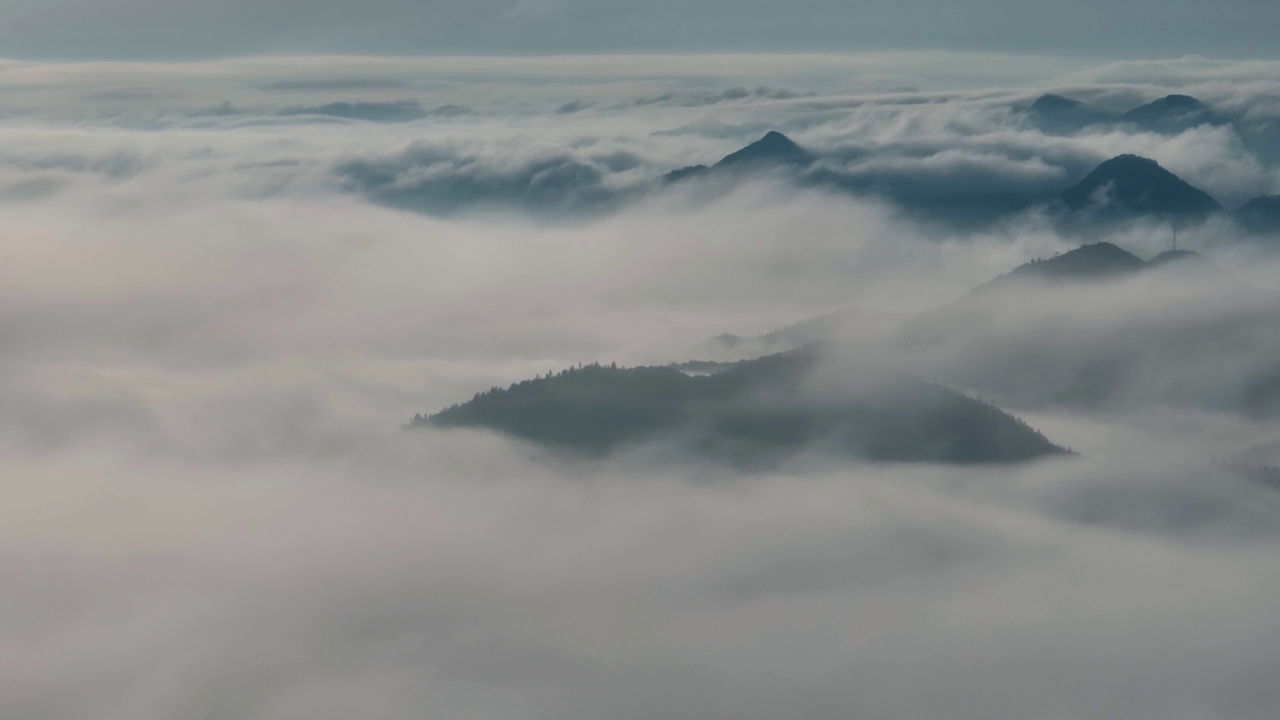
[663,131,812,184]
[1060,154,1222,219]
[714,131,812,169]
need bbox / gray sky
[2,0,1279,60]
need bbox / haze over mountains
[658,124,1276,233]
[1025,92,1227,136]
[336,85,1280,237]
[4,52,1280,720]
[415,236,1278,464]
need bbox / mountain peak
[664,131,812,183]
[1094,153,1161,172]
[1060,154,1222,220]
[715,131,811,168]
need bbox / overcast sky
[2,0,1279,60]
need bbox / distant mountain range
[1023,92,1228,136]
[341,90,1280,234]
[413,352,1068,467]
[664,130,1277,234]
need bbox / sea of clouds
[2,53,1280,720]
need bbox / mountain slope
[414,352,1067,466]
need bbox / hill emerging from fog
[665,131,814,182]
[896,242,1280,416]
[663,133,1225,230]
[1121,94,1223,134]
[1057,154,1223,222]
[1025,94,1118,133]
[413,352,1067,467]
[976,242,1149,291]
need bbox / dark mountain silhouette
[716,130,811,167]
[1025,94,1118,133]
[1236,195,1280,235]
[1121,94,1224,134]
[1058,154,1222,222]
[413,352,1067,466]
[665,131,813,182]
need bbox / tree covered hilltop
[412,351,1068,467]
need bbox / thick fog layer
[3,55,1280,720]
